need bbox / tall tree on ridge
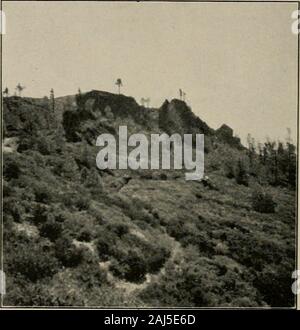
[76,88,83,105]
[16,83,25,97]
[50,88,55,111]
[115,78,123,95]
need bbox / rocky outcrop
[158,99,214,136]
[77,90,156,129]
[217,124,233,138]
[62,90,158,143]
[3,91,243,150]
[216,124,243,149]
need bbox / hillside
[2,91,296,307]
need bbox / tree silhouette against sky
[16,83,25,97]
[115,78,123,95]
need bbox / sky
[2,1,298,144]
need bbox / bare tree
[76,88,83,105]
[115,78,123,94]
[16,83,25,97]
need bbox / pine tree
[76,88,83,105]
[16,83,25,97]
[115,79,123,94]
[50,88,55,111]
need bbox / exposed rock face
[159,99,213,136]
[60,91,243,149]
[77,90,155,128]
[216,124,243,149]
[217,124,233,138]
[62,90,158,143]
[3,90,243,151]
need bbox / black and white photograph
[0,0,298,309]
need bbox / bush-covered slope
[2,91,296,307]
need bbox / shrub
[139,170,153,180]
[4,280,48,306]
[78,228,93,242]
[75,195,91,211]
[54,235,84,267]
[3,180,13,197]
[140,260,210,307]
[36,135,53,155]
[106,222,129,238]
[33,204,50,224]
[253,262,295,307]
[33,182,56,204]
[76,260,107,289]
[5,240,60,282]
[3,197,25,222]
[147,246,170,274]
[58,211,97,242]
[110,251,148,283]
[167,221,183,240]
[227,231,282,271]
[3,214,14,231]
[235,159,249,186]
[224,161,235,179]
[109,232,170,279]
[63,192,90,211]
[251,189,276,213]
[84,168,103,190]
[40,218,63,241]
[96,231,116,261]
[3,155,21,180]
[52,155,79,179]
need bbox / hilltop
[2,90,296,307]
[3,91,242,146]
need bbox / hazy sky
[2,1,298,144]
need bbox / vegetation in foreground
[2,90,296,307]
